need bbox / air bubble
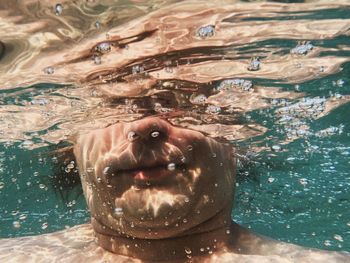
[128,131,138,142]
[167,163,176,171]
[184,247,192,255]
[87,167,94,173]
[43,66,54,75]
[94,56,101,65]
[54,4,63,15]
[13,221,21,228]
[114,207,123,216]
[271,145,281,152]
[151,131,160,138]
[299,178,308,186]
[103,166,110,174]
[19,214,27,220]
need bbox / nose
[126,117,169,143]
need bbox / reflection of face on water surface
[74,117,235,240]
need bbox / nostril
[127,131,139,142]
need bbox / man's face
[74,117,236,239]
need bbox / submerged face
[74,117,236,239]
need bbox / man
[1,116,349,262]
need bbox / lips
[133,165,177,180]
[117,163,186,186]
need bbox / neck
[92,206,234,261]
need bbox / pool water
[0,0,349,254]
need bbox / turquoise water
[0,0,349,254]
[0,72,349,251]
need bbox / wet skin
[74,117,237,259]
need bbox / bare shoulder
[0,224,139,263]
[206,251,350,263]
[224,222,350,263]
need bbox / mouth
[119,163,187,187]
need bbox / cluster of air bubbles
[30,98,49,106]
[132,65,144,75]
[291,41,314,55]
[247,57,260,71]
[273,96,347,140]
[95,42,111,53]
[54,4,63,16]
[196,25,215,38]
[190,94,207,104]
[66,200,76,207]
[276,97,326,120]
[216,79,253,92]
[206,105,221,114]
[164,60,173,73]
[315,125,344,137]
[20,140,34,149]
[153,102,172,113]
[43,66,54,75]
[333,234,344,243]
[333,79,345,87]
[65,161,75,173]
